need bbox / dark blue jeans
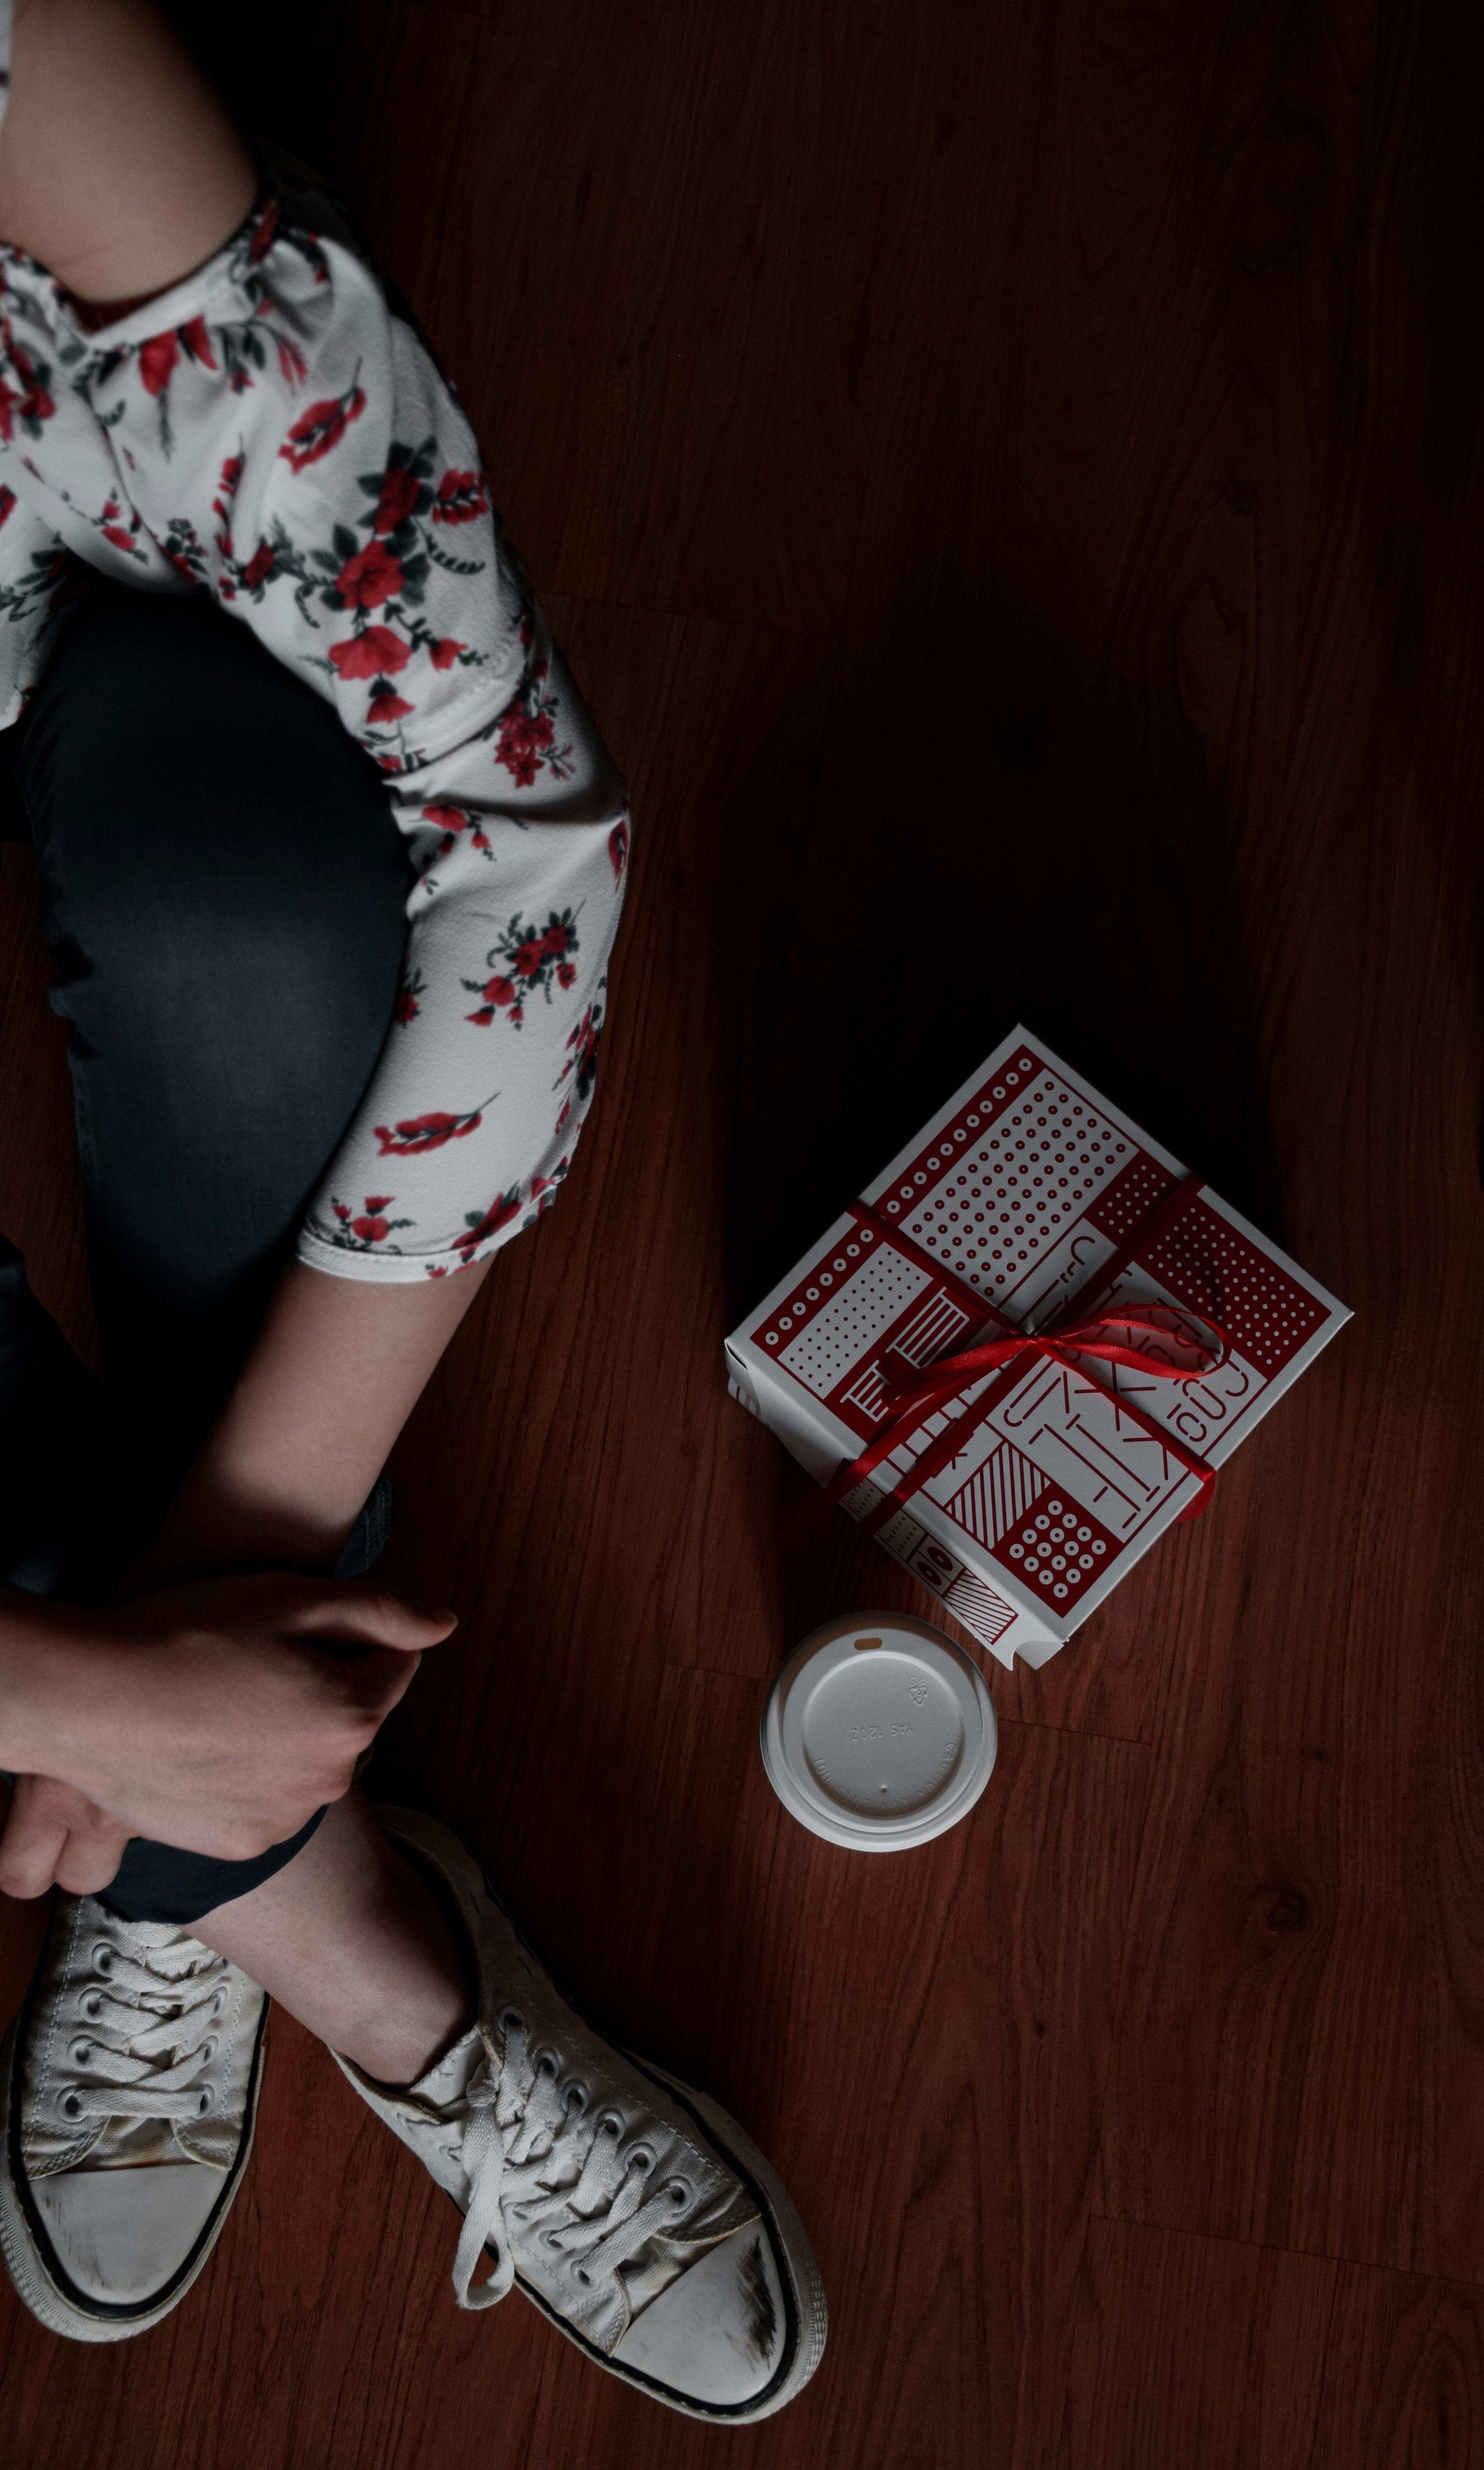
[0,576,414,1924]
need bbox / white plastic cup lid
[760,1612,996,1851]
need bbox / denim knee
[7,579,412,1411]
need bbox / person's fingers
[275,1580,456,1657]
[0,1780,69,1899]
[51,1811,130,1896]
[334,1642,426,1722]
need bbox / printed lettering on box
[989,1356,1196,1538]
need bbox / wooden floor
[4,0,1484,2461]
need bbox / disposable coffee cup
[760,1612,996,1852]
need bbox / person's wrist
[121,1461,354,1597]
[0,1594,119,1783]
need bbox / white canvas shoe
[336,1808,828,2422]
[0,1892,267,2342]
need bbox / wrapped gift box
[724,1026,1349,1670]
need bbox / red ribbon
[810,1172,1228,1540]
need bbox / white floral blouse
[0,135,629,1282]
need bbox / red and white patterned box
[724,1026,1349,1669]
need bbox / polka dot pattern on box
[1143,1200,1328,1380]
[776,1246,928,1395]
[1086,1151,1179,1242]
[989,1495,1114,1603]
[889,1069,1129,1296]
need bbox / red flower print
[280,377,368,472]
[179,316,217,372]
[463,910,579,1024]
[328,1189,414,1251]
[556,994,605,1105]
[276,336,307,387]
[530,1163,568,1217]
[368,684,415,723]
[337,539,403,610]
[0,329,54,443]
[218,454,243,499]
[430,638,465,671]
[455,1188,521,1257]
[496,704,555,789]
[421,802,491,861]
[557,960,577,988]
[432,469,488,525]
[0,485,14,529]
[374,1095,496,1157]
[139,332,179,397]
[329,627,410,681]
[99,498,138,554]
[465,973,517,1025]
[374,465,422,534]
[609,819,630,883]
[249,200,281,262]
[241,543,275,589]
[393,967,426,1027]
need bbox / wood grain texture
[6,0,1484,2460]
[1063,2220,1484,2470]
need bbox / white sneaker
[337,1808,828,2421]
[0,1893,267,2341]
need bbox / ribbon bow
[811,1177,1230,1540]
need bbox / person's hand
[0,1776,130,1901]
[0,1572,454,1898]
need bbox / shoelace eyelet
[625,2143,656,2176]
[561,2079,589,2118]
[597,2113,623,2142]
[667,2177,693,2211]
[195,2083,216,2117]
[497,2006,525,2036]
[91,1943,115,1977]
[67,2037,93,2069]
[572,2264,593,2285]
[79,1991,103,2023]
[56,2088,84,2121]
[200,2037,218,2064]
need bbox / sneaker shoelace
[448,2009,710,2312]
[54,1929,232,2133]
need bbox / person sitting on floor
[0,0,825,2417]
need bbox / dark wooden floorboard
[6,0,1484,2460]
[1062,2220,1484,2470]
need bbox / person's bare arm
[0,0,256,308]
[130,1256,493,1586]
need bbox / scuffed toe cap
[31,2161,225,2308]
[611,2224,789,2410]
